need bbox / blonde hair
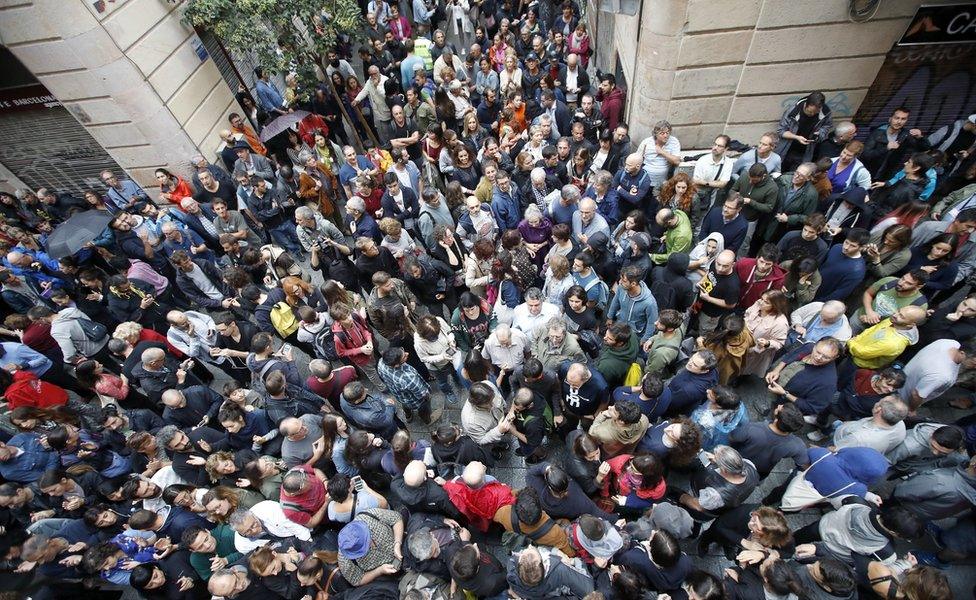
[379,217,403,236]
[113,321,143,342]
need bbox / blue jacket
[0,432,59,483]
[0,342,52,376]
[340,392,397,438]
[699,209,748,255]
[255,79,285,113]
[779,343,838,415]
[814,245,866,302]
[612,168,651,211]
[804,447,889,500]
[491,187,522,231]
[606,281,659,342]
[585,187,620,227]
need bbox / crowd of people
[2,1,976,599]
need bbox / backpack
[313,325,341,361]
[250,357,283,395]
[623,362,643,387]
[75,316,107,342]
[650,279,677,311]
[269,301,300,338]
[583,275,610,310]
[577,328,603,359]
[501,512,558,552]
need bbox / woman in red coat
[595,453,666,514]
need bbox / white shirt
[511,302,562,338]
[692,154,734,187]
[481,328,529,370]
[899,338,961,404]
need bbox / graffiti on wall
[780,92,854,117]
[853,38,976,136]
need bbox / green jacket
[189,524,244,580]
[732,174,779,222]
[931,182,976,219]
[644,328,683,376]
[596,331,639,388]
[651,210,692,265]
[765,176,818,240]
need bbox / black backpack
[650,279,677,311]
[313,325,341,361]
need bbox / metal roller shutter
[0,104,122,195]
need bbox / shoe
[490,447,506,461]
[807,430,828,442]
[910,550,949,570]
[445,392,460,405]
[696,539,713,558]
[802,415,818,425]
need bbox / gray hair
[295,205,316,221]
[308,359,331,378]
[530,167,547,184]
[560,184,581,203]
[877,396,909,425]
[652,120,673,135]
[835,121,856,137]
[713,445,745,475]
[227,508,251,528]
[155,425,180,450]
[524,203,543,221]
[822,300,846,317]
[524,287,544,302]
[797,162,818,177]
[593,170,613,188]
[407,528,436,561]
[547,317,567,334]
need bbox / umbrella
[259,110,311,142]
[45,210,114,259]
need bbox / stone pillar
[0,0,238,191]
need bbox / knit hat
[338,520,371,559]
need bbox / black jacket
[862,125,931,180]
[161,385,223,429]
[174,260,234,310]
[391,476,464,521]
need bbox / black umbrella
[45,210,114,259]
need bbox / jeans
[429,364,457,395]
[268,221,303,256]
[28,517,71,536]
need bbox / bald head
[279,417,302,436]
[160,389,184,408]
[403,460,427,487]
[141,347,165,365]
[625,153,642,173]
[892,305,927,327]
[462,461,486,487]
[166,310,188,327]
[579,197,597,212]
[821,301,846,322]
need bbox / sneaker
[910,550,949,570]
[807,430,828,442]
[802,415,818,425]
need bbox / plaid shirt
[378,360,430,410]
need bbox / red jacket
[4,371,68,410]
[597,88,626,131]
[298,114,330,147]
[443,479,515,532]
[735,258,787,310]
[599,454,666,501]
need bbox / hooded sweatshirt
[507,547,595,599]
[818,504,892,561]
[886,422,969,473]
[653,252,696,312]
[588,410,649,457]
[804,447,889,500]
[892,463,976,520]
[607,281,659,342]
[595,331,640,388]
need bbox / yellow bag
[623,362,643,387]
[269,301,300,338]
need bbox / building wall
[591,0,963,149]
[0,0,237,192]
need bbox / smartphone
[351,475,364,491]
[279,343,293,356]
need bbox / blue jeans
[269,221,302,256]
[430,364,456,394]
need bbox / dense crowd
[2,1,976,600]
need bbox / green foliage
[183,0,363,98]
